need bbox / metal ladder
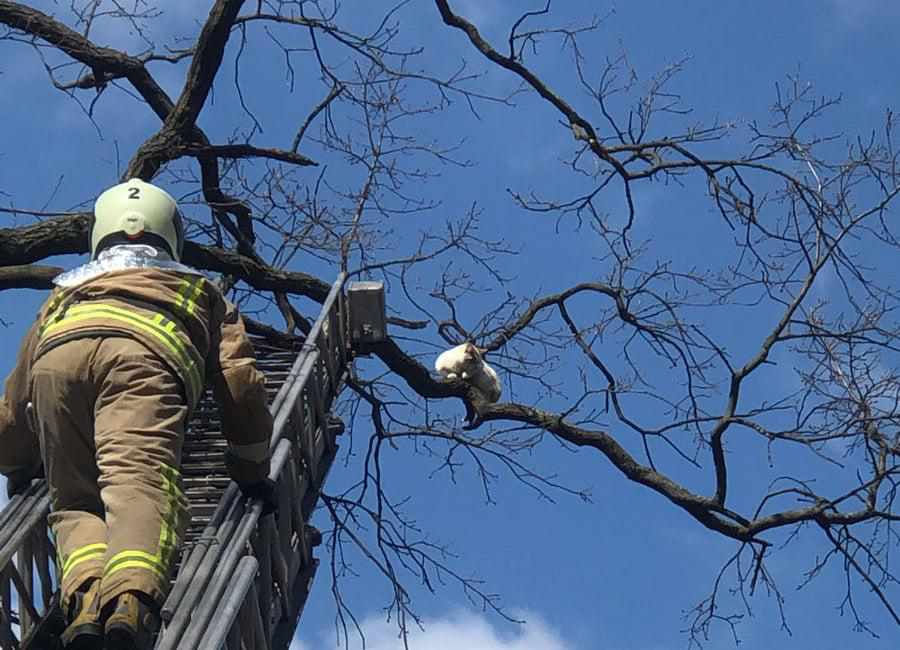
[0,273,351,649]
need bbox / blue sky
[3,1,900,649]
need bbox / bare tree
[2,1,900,647]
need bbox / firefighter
[0,179,275,650]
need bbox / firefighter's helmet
[91,179,185,261]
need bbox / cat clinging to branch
[435,342,502,403]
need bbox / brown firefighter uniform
[0,267,272,614]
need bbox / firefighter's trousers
[31,336,190,612]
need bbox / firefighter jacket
[0,250,273,487]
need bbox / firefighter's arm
[209,299,273,487]
[0,319,43,495]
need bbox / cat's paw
[446,372,458,380]
[461,371,470,379]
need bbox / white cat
[434,342,502,403]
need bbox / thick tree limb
[374,338,461,400]
[373,337,483,424]
[187,244,329,301]
[374,333,750,538]
[477,402,756,537]
[374,335,894,545]
[0,213,91,263]
[126,0,247,178]
[242,315,304,349]
[0,265,61,290]
[0,214,330,300]
[167,0,246,137]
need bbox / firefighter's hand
[5,464,44,499]
[6,477,28,499]
[239,478,278,517]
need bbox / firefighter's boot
[103,591,160,650]
[60,579,103,649]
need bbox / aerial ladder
[0,274,386,649]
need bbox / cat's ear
[465,343,487,360]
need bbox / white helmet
[91,179,185,261]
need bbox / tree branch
[0,214,330,300]
[0,265,61,291]
[182,143,317,167]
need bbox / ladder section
[157,272,349,649]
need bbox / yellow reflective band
[174,279,191,316]
[104,550,166,579]
[158,464,183,571]
[186,278,204,315]
[39,289,77,336]
[62,543,108,579]
[153,313,177,333]
[104,558,165,580]
[175,277,205,318]
[43,304,202,401]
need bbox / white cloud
[293,611,577,650]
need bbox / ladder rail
[0,481,56,650]
[197,556,259,650]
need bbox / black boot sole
[104,625,144,650]
[60,622,104,650]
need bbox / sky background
[3,1,900,649]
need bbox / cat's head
[463,342,484,363]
